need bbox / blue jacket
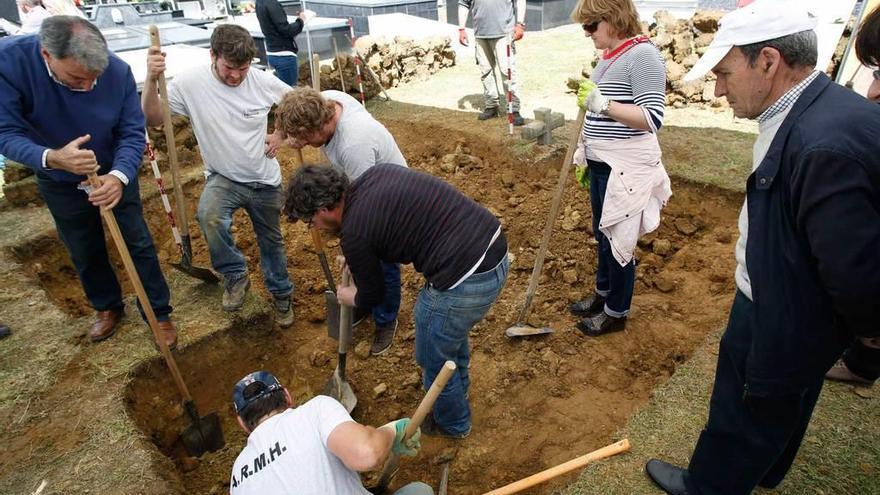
[0,35,145,183]
[745,73,880,397]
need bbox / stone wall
[300,35,456,98]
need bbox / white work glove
[573,145,585,166]
[577,80,610,114]
[299,9,316,24]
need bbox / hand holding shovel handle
[481,439,631,495]
[375,361,457,492]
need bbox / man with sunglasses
[142,24,295,327]
[0,16,178,347]
[458,0,527,125]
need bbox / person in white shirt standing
[0,0,51,35]
[142,25,295,327]
[229,371,433,495]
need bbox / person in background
[824,3,880,387]
[229,370,432,495]
[0,322,10,339]
[645,2,880,493]
[568,0,670,336]
[255,0,314,86]
[0,0,51,36]
[457,0,527,125]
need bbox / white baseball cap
[684,0,818,82]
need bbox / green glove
[574,165,590,188]
[577,80,598,110]
[382,418,421,457]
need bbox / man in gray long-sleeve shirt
[276,87,407,355]
[458,0,527,124]
[283,164,509,439]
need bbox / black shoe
[569,293,606,317]
[352,307,371,328]
[370,319,398,356]
[478,107,498,120]
[576,311,626,337]
[421,415,471,439]
[645,459,690,495]
[511,111,525,126]
[0,322,10,339]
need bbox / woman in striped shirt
[569,0,671,336]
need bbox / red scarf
[602,34,651,60]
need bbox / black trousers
[842,339,880,381]
[36,174,172,320]
[686,291,824,494]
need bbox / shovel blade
[325,291,340,340]
[505,324,554,338]
[322,368,357,413]
[181,411,225,457]
[171,260,221,285]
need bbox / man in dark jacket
[644,2,880,494]
[824,3,880,387]
[255,0,313,85]
[284,164,509,439]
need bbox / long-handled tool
[149,25,219,284]
[311,226,340,339]
[344,33,391,102]
[86,173,224,457]
[332,37,346,93]
[481,439,630,495]
[374,361,457,493]
[438,462,450,495]
[506,107,587,338]
[506,32,515,136]
[323,269,357,412]
[347,18,367,105]
[300,0,317,89]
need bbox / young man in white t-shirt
[229,371,433,495]
[142,25,294,327]
[274,87,407,356]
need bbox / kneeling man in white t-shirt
[229,371,434,495]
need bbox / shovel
[373,361,457,493]
[86,174,224,457]
[149,25,219,285]
[506,107,587,338]
[323,269,357,412]
[310,226,340,340]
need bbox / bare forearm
[141,78,164,127]
[606,101,652,132]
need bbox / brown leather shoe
[157,320,178,351]
[89,309,123,342]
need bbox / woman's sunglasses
[582,21,600,34]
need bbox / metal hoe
[149,25,219,284]
[505,107,587,338]
[311,226,341,340]
[374,361,457,493]
[323,270,358,413]
[85,173,224,457]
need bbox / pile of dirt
[1,160,40,207]
[355,35,456,89]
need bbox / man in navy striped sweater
[284,164,509,439]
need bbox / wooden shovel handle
[87,174,193,403]
[148,25,188,229]
[405,360,456,438]
[338,269,352,351]
[481,439,631,495]
[310,226,326,256]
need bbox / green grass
[562,330,880,495]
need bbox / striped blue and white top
[583,42,667,161]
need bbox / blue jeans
[268,54,298,86]
[414,255,509,435]
[393,482,433,495]
[197,173,292,297]
[372,261,401,326]
[36,174,172,320]
[588,159,635,317]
